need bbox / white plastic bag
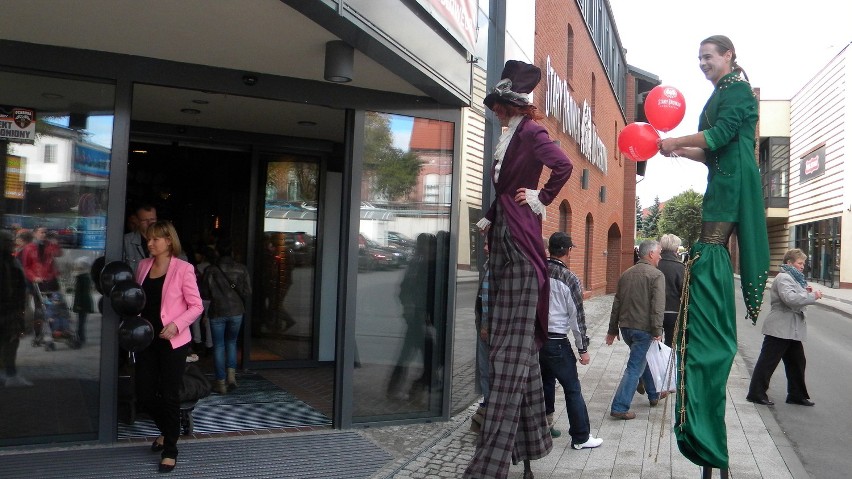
[646,340,676,393]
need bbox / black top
[141,273,165,336]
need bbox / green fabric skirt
[675,242,737,468]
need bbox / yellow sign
[5,154,24,200]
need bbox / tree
[363,112,423,201]
[641,196,662,238]
[635,196,644,237]
[657,189,703,249]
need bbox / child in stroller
[32,282,81,351]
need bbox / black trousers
[662,312,677,348]
[747,335,809,401]
[135,339,190,459]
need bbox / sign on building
[0,105,36,144]
[799,145,825,183]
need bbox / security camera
[242,74,258,86]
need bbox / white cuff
[526,189,545,219]
[476,218,492,230]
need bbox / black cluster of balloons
[92,259,154,353]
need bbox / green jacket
[699,71,769,322]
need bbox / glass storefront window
[353,112,454,420]
[794,217,842,288]
[1,71,114,444]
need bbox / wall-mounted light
[581,169,589,190]
[324,40,354,83]
[599,185,607,203]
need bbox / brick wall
[533,0,637,296]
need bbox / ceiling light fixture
[191,99,209,105]
[324,40,354,83]
[180,108,201,115]
[297,120,317,126]
[41,93,64,100]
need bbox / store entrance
[119,140,333,438]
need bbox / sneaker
[5,375,33,387]
[185,353,199,363]
[572,436,603,450]
[550,427,562,438]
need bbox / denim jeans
[611,327,658,413]
[209,315,243,381]
[476,331,491,404]
[540,338,590,444]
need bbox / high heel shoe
[158,457,176,473]
[150,437,164,452]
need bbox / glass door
[251,154,320,362]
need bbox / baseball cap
[548,232,575,252]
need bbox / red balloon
[618,122,660,162]
[644,85,686,132]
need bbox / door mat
[118,373,330,438]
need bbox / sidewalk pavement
[365,278,852,479]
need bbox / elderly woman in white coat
[747,249,823,407]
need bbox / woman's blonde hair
[145,220,182,258]
[783,248,807,265]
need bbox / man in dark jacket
[605,240,665,419]
[657,234,685,347]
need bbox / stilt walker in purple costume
[464,60,572,479]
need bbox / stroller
[31,282,81,351]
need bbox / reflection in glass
[252,157,318,361]
[353,113,453,420]
[0,71,113,443]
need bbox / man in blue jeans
[540,233,603,449]
[606,239,666,420]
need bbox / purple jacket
[485,117,573,346]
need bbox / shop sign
[416,0,477,53]
[0,105,36,144]
[543,56,608,173]
[73,141,111,178]
[4,154,24,200]
[799,146,825,183]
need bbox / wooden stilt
[701,467,729,478]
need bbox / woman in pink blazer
[134,220,203,473]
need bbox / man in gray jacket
[606,239,666,419]
[122,204,157,274]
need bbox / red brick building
[531,0,647,295]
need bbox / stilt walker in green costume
[658,35,770,469]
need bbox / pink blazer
[135,256,203,349]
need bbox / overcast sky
[608,0,852,208]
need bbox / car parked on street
[358,233,398,271]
